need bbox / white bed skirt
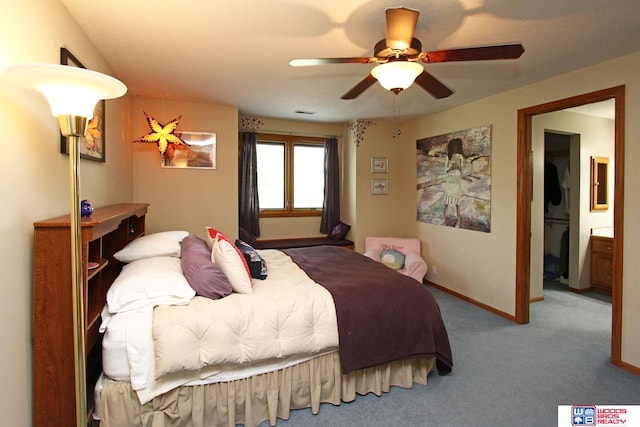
[99,351,434,427]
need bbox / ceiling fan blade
[422,43,525,63]
[414,70,454,99]
[385,7,419,51]
[289,57,375,67]
[341,74,377,100]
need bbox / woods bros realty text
[558,405,639,426]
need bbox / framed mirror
[590,156,609,211]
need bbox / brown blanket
[283,246,453,375]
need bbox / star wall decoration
[134,111,187,156]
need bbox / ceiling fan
[289,7,525,100]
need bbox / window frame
[256,133,325,218]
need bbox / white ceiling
[59,0,639,123]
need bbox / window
[256,133,325,217]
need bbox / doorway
[515,86,625,365]
[542,132,572,293]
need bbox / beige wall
[0,1,133,425]
[132,97,238,240]
[342,123,358,241]
[403,108,519,314]
[401,51,640,368]
[344,120,416,252]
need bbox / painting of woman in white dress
[416,125,492,232]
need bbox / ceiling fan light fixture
[371,61,423,93]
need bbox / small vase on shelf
[81,200,93,217]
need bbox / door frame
[515,85,625,365]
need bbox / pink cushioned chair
[364,237,428,282]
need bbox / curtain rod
[244,129,342,140]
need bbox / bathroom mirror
[591,156,609,211]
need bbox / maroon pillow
[329,221,351,241]
[180,235,232,299]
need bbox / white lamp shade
[371,61,423,91]
[6,64,127,118]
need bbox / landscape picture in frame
[371,179,388,195]
[161,131,217,169]
[371,157,388,173]
[59,47,106,162]
[416,124,492,232]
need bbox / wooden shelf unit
[33,203,148,426]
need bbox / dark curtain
[239,132,260,236]
[320,137,339,233]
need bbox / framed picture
[161,131,217,169]
[371,157,388,173]
[416,124,492,232]
[371,179,388,195]
[59,48,107,162]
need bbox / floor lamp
[7,64,126,426]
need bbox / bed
[96,230,453,427]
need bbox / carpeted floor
[260,281,639,426]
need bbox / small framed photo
[161,131,216,169]
[371,179,388,195]
[371,157,388,173]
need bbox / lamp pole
[60,114,89,426]
[6,63,126,426]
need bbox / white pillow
[206,227,253,294]
[113,230,189,263]
[107,256,195,313]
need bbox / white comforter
[102,249,339,404]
